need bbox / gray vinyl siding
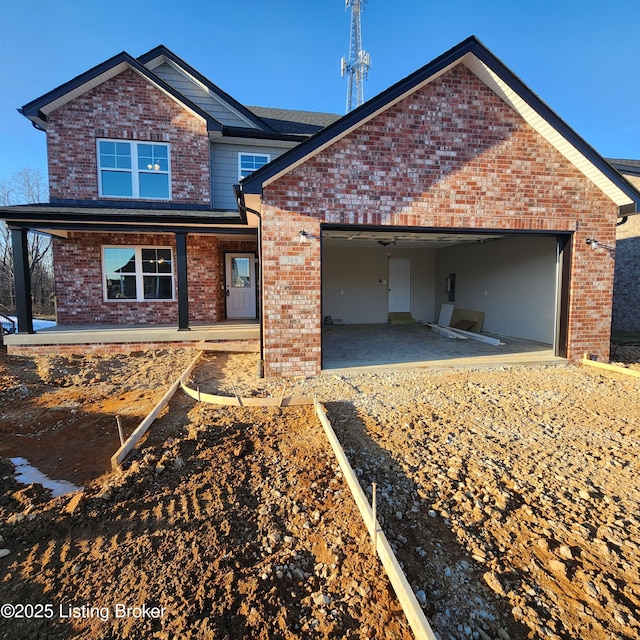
[212,143,289,209]
[152,62,257,128]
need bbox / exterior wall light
[299,230,309,244]
[586,238,599,250]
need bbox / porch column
[175,231,189,331]
[10,226,34,334]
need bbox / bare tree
[0,177,16,313]
[0,168,53,317]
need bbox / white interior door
[388,258,412,313]
[226,253,256,319]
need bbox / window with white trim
[238,152,270,181]
[103,246,174,301]
[98,140,171,199]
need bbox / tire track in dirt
[2,348,639,639]
[0,404,416,639]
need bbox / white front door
[388,258,412,313]
[225,253,256,319]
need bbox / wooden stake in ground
[372,482,378,552]
[116,416,125,446]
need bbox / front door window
[231,257,251,288]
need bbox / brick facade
[53,232,252,325]
[43,68,260,328]
[613,174,640,332]
[261,64,619,377]
[46,69,210,204]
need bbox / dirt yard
[0,343,639,639]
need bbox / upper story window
[238,153,270,181]
[98,140,171,199]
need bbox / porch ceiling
[0,203,257,238]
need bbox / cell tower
[341,0,371,113]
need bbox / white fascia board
[464,56,633,207]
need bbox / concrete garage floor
[322,323,563,372]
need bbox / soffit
[39,62,132,117]
[0,204,254,231]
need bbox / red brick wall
[261,64,618,377]
[52,232,251,325]
[46,69,210,204]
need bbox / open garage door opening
[321,227,568,371]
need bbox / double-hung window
[98,140,171,199]
[238,153,270,181]
[103,246,174,301]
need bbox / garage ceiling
[322,229,508,248]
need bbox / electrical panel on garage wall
[446,273,456,302]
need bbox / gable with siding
[150,61,259,130]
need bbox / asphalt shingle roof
[608,159,640,175]
[248,106,341,136]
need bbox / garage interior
[321,227,566,370]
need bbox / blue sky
[1,0,639,186]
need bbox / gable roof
[138,45,273,133]
[240,36,640,216]
[19,45,340,143]
[19,50,219,132]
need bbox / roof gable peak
[137,46,275,133]
[240,35,639,213]
[19,47,225,133]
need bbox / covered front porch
[1,201,260,348]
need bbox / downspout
[616,216,628,227]
[234,184,265,378]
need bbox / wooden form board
[314,399,438,640]
[195,341,260,353]
[582,354,640,378]
[437,305,485,333]
[181,382,314,407]
[110,351,203,470]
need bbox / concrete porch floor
[4,320,260,347]
[322,323,564,372]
